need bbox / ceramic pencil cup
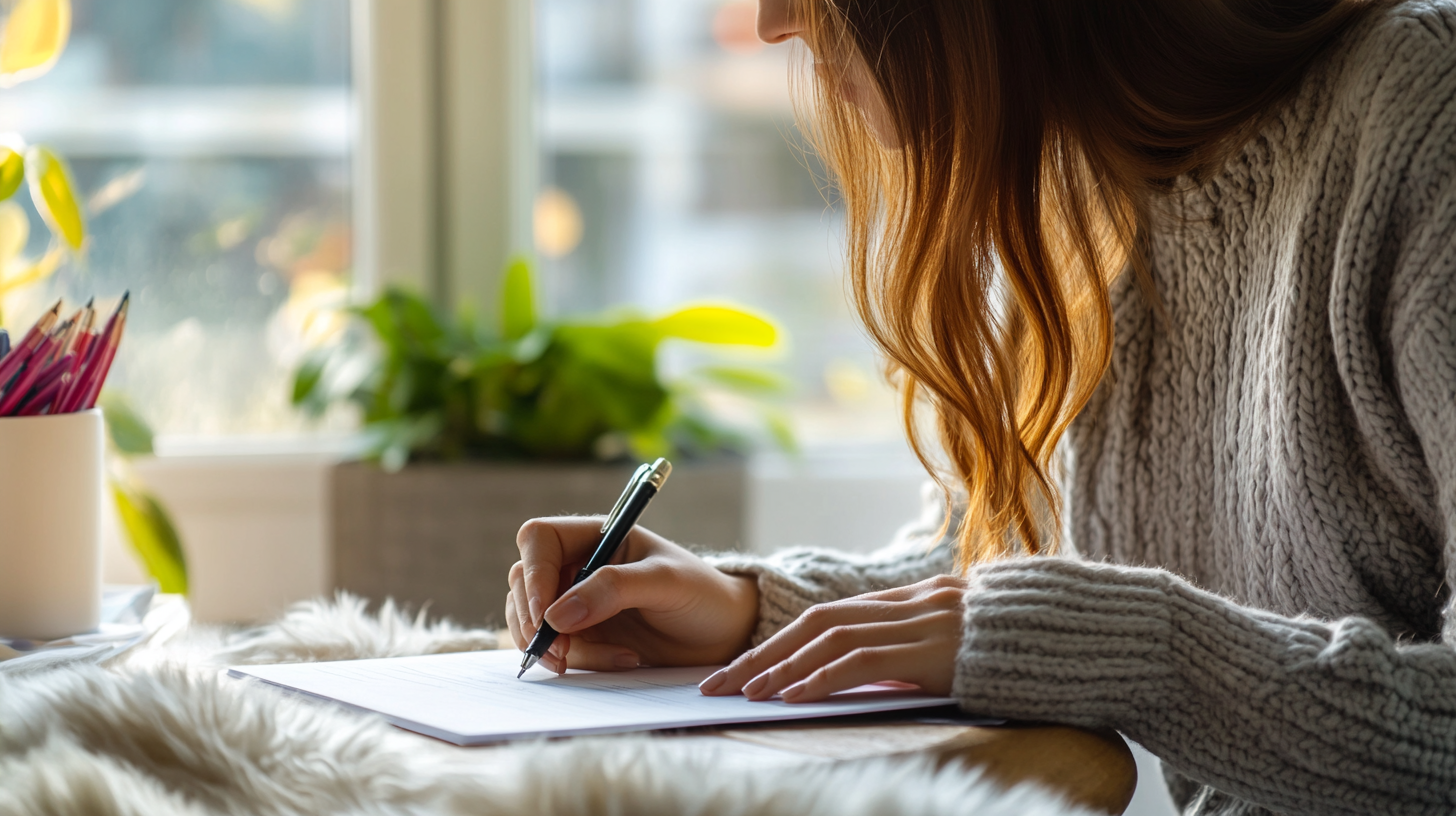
[0,408,103,640]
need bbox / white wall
[114,453,333,624]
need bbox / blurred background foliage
[294,259,795,471]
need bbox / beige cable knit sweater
[709,3,1456,814]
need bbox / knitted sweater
[709,3,1456,814]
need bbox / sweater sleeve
[953,558,1456,816]
[953,133,1456,816]
[704,482,956,645]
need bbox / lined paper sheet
[229,650,955,745]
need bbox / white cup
[0,408,103,640]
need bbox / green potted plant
[294,259,792,625]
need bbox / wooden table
[714,718,1137,815]
[444,713,1137,815]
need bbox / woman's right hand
[505,517,760,673]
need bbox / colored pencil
[0,334,59,415]
[57,297,122,415]
[0,295,130,418]
[28,352,73,396]
[0,300,60,389]
[75,296,129,412]
[15,369,68,416]
[64,300,95,357]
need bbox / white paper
[229,650,955,745]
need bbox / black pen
[518,457,673,678]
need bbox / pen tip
[516,667,527,679]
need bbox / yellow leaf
[24,146,84,251]
[0,147,22,201]
[0,0,70,88]
[0,242,63,295]
[0,200,28,262]
[654,305,778,347]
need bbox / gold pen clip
[602,464,651,533]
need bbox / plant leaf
[0,0,70,88]
[111,481,188,594]
[0,148,23,201]
[654,305,777,347]
[291,348,328,408]
[0,199,28,261]
[500,257,536,341]
[695,365,791,395]
[100,391,154,456]
[763,407,799,455]
[24,146,84,251]
[0,242,63,296]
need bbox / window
[1,0,352,437]
[2,0,907,450]
[536,0,903,447]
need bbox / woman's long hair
[796,0,1380,565]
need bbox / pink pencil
[16,371,67,416]
[0,301,61,389]
[0,334,59,415]
[67,293,129,414]
[54,330,98,412]
[63,299,95,357]
[26,352,74,396]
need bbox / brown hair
[795,0,1381,565]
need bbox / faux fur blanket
[0,596,1094,816]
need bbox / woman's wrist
[718,572,760,661]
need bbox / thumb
[544,561,680,633]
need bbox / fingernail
[781,682,808,702]
[529,597,543,626]
[613,653,639,670]
[548,596,588,629]
[743,672,771,699]
[699,670,728,694]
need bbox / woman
[505,0,1456,813]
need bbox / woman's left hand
[697,575,967,703]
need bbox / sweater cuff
[954,558,1183,727]
[703,553,833,646]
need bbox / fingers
[509,562,533,644]
[700,576,968,700]
[779,643,923,703]
[516,517,614,626]
[543,560,686,634]
[699,600,908,696]
[506,591,525,650]
[739,617,927,701]
[564,638,640,672]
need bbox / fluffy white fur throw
[0,596,1094,816]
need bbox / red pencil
[67,293,129,414]
[16,370,68,416]
[26,351,73,396]
[0,300,61,389]
[0,334,59,415]
[55,330,98,412]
